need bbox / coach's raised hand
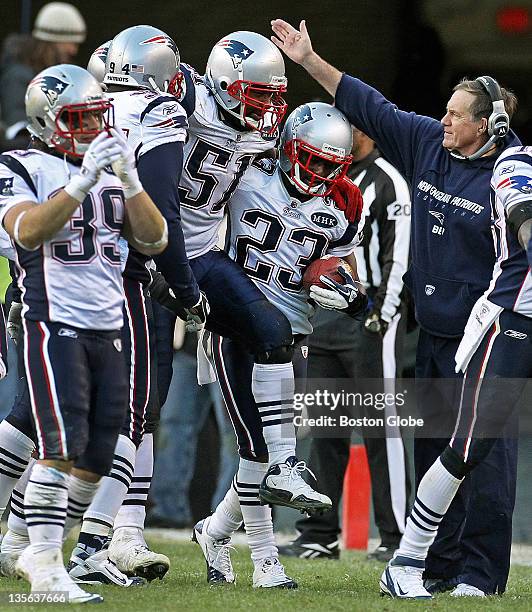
[271,19,313,65]
[271,19,342,97]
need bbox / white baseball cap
[33,2,86,43]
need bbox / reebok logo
[58,328,78,339]
[504,329,527,340]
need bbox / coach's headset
[452,75,510,162]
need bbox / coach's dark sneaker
[367,543,398,563]
[192,517,235,585]
[259,456,332,514]
[253,557,298,588]
[423,575,460,594]
[450,583,486,597]
[278,539,339,560]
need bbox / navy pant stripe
[23,319,67,459]
[212,333,256,457]
[123,278,151,443]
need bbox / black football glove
[147,270,187,320]
[364,309,389,338]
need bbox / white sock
[2,459,35,548]
[395,458,463,562]
[252,362,296,465]
[114,433,153,531]
[80,434,136,541]
[24,463,68,554]
[0,421,35,518]
[63,475,100,540]
[206,477,242,540]
[236,459,276,564]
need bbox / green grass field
[1,536,532,611]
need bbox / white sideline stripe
[382,312,407,533]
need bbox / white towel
[455,297,503,373]
[196,329,217,385]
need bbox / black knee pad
[245,301,293,357]
[255,344,294,364]
[74,426,121,476]
[440,445,470,479]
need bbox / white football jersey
[179,65,276,259]
[485,146,532,317]
[109,89,187,160]
[109,88,188,282]
[227,160,363,335]
[0,149,125,329]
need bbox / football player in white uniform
[70,25,202,582]
[175,32,336,513]
[0,26,193,586]
[0,64,167,602]
[193,103,367,587]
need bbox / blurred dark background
[1,0,531,141]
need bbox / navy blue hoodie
[335,75,521,337]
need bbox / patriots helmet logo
[29,75,70,107]
[0,177,14,196]
[140,35,178,54]
[509,175,532,194]
[94,45,109,62]
[292,104,314,129]
[429,210,445,225]
[217,39,254,69]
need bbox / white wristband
[64,175,92,203]
[13,210,39,251]
[123,179,144,200]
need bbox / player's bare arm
[271,19,342,98]
[122,193,168,256]
[4,194,86,251]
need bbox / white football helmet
[205,31,287,136]
[25,64,113,158]
[104,25,180,93]
[280,102,353,196]
[87,41,111,84]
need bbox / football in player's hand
[302,255,354,291]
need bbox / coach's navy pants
[415,328,518,594]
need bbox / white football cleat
[192,516,235,585]
[450,583,486,597]
[68,545,146,587]
[259,456,332,513]
[16,546,103,604]
[380,560,432,599]
[108,527,169,581]
[0,528,30,577]
[253,557,298,589]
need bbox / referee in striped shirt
[280,128,412,561]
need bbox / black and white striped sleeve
[372,158,411,323]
